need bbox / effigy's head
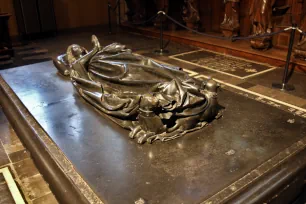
[66,44,88,64]
[71,45,86,57]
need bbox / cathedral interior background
[0,0,306,203]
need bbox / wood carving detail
[220,0,240,37]
[182,0,200,30]
[249,0,276,50]
[294,15,306,60]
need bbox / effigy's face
[71,45,87,58]
[53,35,221,144]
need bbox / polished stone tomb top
[53,35,221,144]
[1,61,306,203]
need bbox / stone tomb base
[0,61,306,204]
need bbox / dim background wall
[0,0,19,36]
[53,0,117,30]
[0,0,118,37]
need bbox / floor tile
[21,174,51,200]
[0,143,9,168]
[248,85,277,97]
[0,174,5,185]
[0,183,15,204]
[13,158,39,180]
[0,126,25,154]
[0,109,8,125]
[9,149,30,164]
[248,68,306,100]
[32,193,58,204]
[237,82,256,89]
[249,85,306,107]
[164,58,216,76]
[0,108,57,203]
[213,73,244,85]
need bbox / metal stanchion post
[118,0,121,26]
[155,12,169,55]
[272,24,296,91]
[108,1,112,34]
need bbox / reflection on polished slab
[1,61,306,203]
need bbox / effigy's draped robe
[72,46,209,130]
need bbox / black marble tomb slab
[1,61,306,204]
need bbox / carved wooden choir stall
[124,0,306,53]
[294,14,306,60]
[220,0,240,38]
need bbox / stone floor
[0,42,52,70]
[0,108,58,204]
[1,26,306,202]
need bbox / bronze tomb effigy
[53,35,221,144]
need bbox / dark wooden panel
[198,0,225,32]
[240,0,252,36]
[211,0,224,32]
[37,0,56,32]
[53,0,116,30]
[16,0,40,34]
[168,0,184,24]
[0,0,19,36]
[12,0,25,34]
[198,1,213,32]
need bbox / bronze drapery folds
[53,36,221,144]
[249,0,276,50]
[294,14,306,60]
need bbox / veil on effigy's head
[66,44,88,65]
